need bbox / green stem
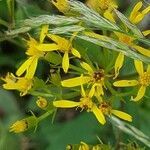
[38,110,54,122]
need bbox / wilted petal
[132,86,146,101]
[61,76,91,87]
[134,60,144,76]
[62,52,69,73]
[92,105,106,125]
[113,80,138,87]
[53,100,79,108]
[111,110,132,122]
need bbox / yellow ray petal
[47,34,67,44]
[40,25,49,43]
[142,30,150,36]
[142,5,150,15]
[53,100,79,108]
[103,10,115,23]
[81,84,86,97]
[61,76,91,87]
[62,52,69,73]
[113,80,138,87]
[111,110,132,122]
[25,57,38,79]
[3,83,18,90]
[71,48,81,58]
[134,60,144,76]
[132,45,150,57]
[129,2,142,22]
[92,105,106,125]
[36,44,59,51]
[114,52,124,78]
[88,84,96,98]
[132,86,146,101]
[80,62,94,74]
[16,57,34,76]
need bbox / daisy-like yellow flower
[113,60,150,101]
[1,73,32,96]
[99,102,132,122]
[53,85,106,125]
[61,62,106,96]
[37,33,81,73]
[129,1,150,24]
[51,0,70,14]
[86,0,118,22]
[16,25,59,79]
[114,31,150,78]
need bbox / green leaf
[110,116,150,148]
[69,0,121,31]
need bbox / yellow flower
[39,33,81,73]
[1,73,32,96]
[113,60,150,101]
[99,102,132,122]
[53,86,106,125]
[86,0,118,22]
[129,1,150,24]
[16,25,58,79]
[61,62,106,96]
[114,31,150,78]
[52,0,70,14]
[10,116,38,133]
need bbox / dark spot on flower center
[93,70,104,82]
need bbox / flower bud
[36,97,48,109]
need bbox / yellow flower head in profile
[53,85,106,125]
[99,102,132,122]
[114,31,150,78]
[43,33,81,73]
[10,120,28,133]
[52,0,70,14]
[16,25,58,79]
[129,1,150,24]
[86,0,118,22]
[61,62,106,96]
[114,60,150,101]
[10,116,38,133]
[1,73,32,96]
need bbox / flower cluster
[1,0,150,134]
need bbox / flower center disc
[93,70,104,83]
[139,72,150,86]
